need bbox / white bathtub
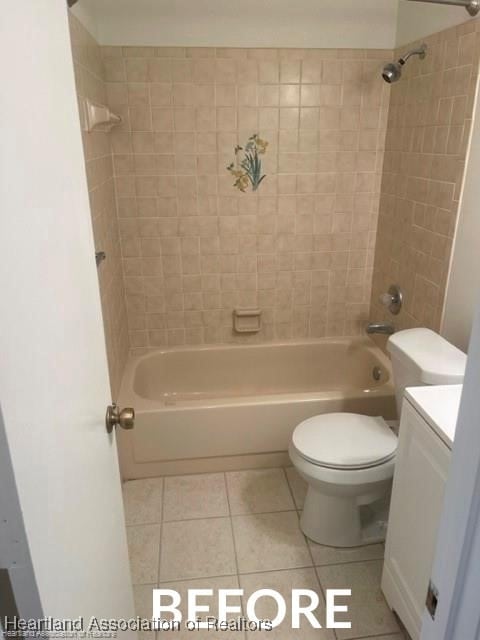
[117,338,396,478]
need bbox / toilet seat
[291,413,398,470]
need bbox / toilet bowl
[290,413,397,547]
[289,328,466,547]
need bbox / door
[421,301,480,640]
[0,0,134,629]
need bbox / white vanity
[382,384,463,640]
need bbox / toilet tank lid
[387,328,466,385]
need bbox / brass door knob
[106,403,135,433]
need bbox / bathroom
[2,0,480,638]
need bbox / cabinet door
[382,399,450,640]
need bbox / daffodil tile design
[227,134,268,192]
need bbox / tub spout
[366,322,395,335]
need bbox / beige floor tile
[127,524,161,585]
[133,584,157,640]
[352,635,405,640]
[226,469,295,515]
[309,541,384,566]
[123,478,163,525]
[160,517,237,581]
[239,568,335,638]
[232,511,312,574]
[285,467,307,510]
[163,473,229,521]
[156,575,245,639]
[316,559,400,639]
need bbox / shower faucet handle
[380,292,394,305]
[379,284,403,315]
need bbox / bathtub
[117,338,396,479]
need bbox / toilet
[289,328,466,547]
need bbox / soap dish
[233,308,262,333]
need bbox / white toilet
[289,328,466,547]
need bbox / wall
[69,14,129,394]
[70,4,480,353]
[103,45,390,347]
[442,72,480,352]
[73,0,398,49]
[70,1,98,41]
[370,19,480,333]
[396,0,477,46]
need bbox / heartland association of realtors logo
[3,588,351,636]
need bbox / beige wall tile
[77,32,476,352]
[69,13,129,396]
[370,22,479,334]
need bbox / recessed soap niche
[233,309,262,333]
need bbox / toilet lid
[291,413,397,470]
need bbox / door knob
[106,403,135,433]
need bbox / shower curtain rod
[407,0,479,16]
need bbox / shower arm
[407,0,479,17]
[399,44,427,64]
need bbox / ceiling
[72,0,471,49]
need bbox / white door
[0,0,134,629]
[421,302,480,639]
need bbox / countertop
[405,384,463,449]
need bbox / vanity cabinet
[382,396,451,640]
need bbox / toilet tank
[387,328,466,415]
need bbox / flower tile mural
[227,134,268,192]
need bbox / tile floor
[123,467,407,639]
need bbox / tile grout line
[134,555,386,585]
[136,561,326,586]
[156,477,166,586]
[282,467,337,637]
[159,506,301,525]
[126,474,385,563]
[222,471,248,639]
[223,471,242,576]
[282,465,302,511]
[346,632,406,640]
[282,467,318,575]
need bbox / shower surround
[371,19,480,331]
[69,15,130,395]
[70,11,480,372]
[103,46,390,347]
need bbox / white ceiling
[73,0,399,49]
[72,0,473,49]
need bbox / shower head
[382,43,427,83]
[382,62,403,84]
